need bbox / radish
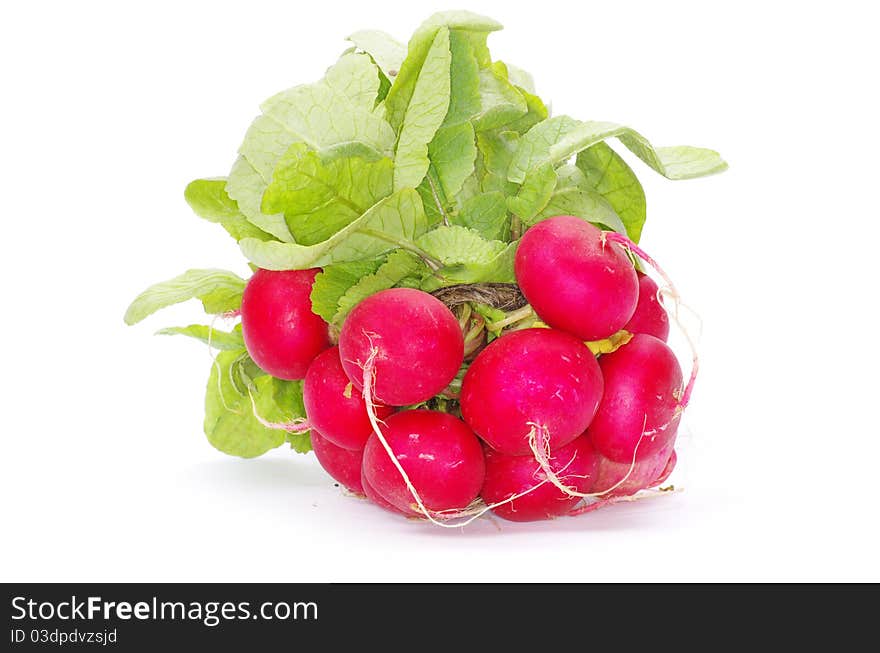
[514,216,638,341]
[480,436,598,522]
[460,328,604,455]
[624,272,670,341]
[303,346,394,451]
[361,410,485,515]
[310,430,364,495]
[361,469,416,516]
[588,333,683,463]
[338,288,464,406]
[240,268,330,380]
[591,439,676,497]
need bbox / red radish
[240,268,330,380]
[624,273,670,341]
[481,436,598,522]
[361,468,416,516]
[362,410,485,514]
[303,346,393,451]
[311,430,364,495]
[460,328,604,455]
[515,215,638,341]
[653,450,677,487]
[589,334,683,463]
[591,439,676,497]
[338,288,464,406]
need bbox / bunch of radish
[240,216,690,524]
[125,11,724,526]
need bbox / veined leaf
[508,116,728,183]
[124,269,246,325]
[576,142,647,242]
[204,351,308,458]
[347,30,407,80]
[333,250,426,323]
[184,178,274,242]
[156,324,244,351]
[310,259,384,322]
[392,27,452,190]
[239,189,428,270]
[262,144,393,245]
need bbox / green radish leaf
[262,144,394,245]
[386,10,502,130]
[505,87,549,135]
[156,324,244,351]
[310,259,384,322]
[576,142,647,242]
[228,52,395,242]
[455,191,509,240]
[477,130,520,195]
[528,163,627,234]
[205,351,309,458]
[124,269,247,325]
[417,225,507,266]
[508,116,728,184]
[183,178,274,242]
[333,250,426,323]
[322,52,383,110]
[504,62,536,94]
[472,64,528,132]
[421,241,518,291]
[507,163,556,219]
[415,226,516,290]
[347,30,407,80]
[442,30,481,127]
[391,27,452,190]
[239,189,428,270]
[428,122,477,199]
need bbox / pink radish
[361,470,416,516]
[362,410,485,514]
[588,334,683,463]
[338,288,464,406]
[311,430,364,495]
[481,436,599,522]
[591,439,676,497]
[303,346,393,451]
[514,216,638,341]
[624,272,670,341]
[241,268,330,380]
[460,328,604,455]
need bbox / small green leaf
[333,250,426,323]
[124,269,247,325]
[472,65,528,131]
[421,241,518,291]
[310,259,384,322]
[507,164,557,219]
[205,351,308,458]
[576,143,647,242]
[183,178,274,242]
[455,191,509,240]
[427,122,477,199]
[156,324,244,351]
[417,225,507,266]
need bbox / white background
[2,0,878,582]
